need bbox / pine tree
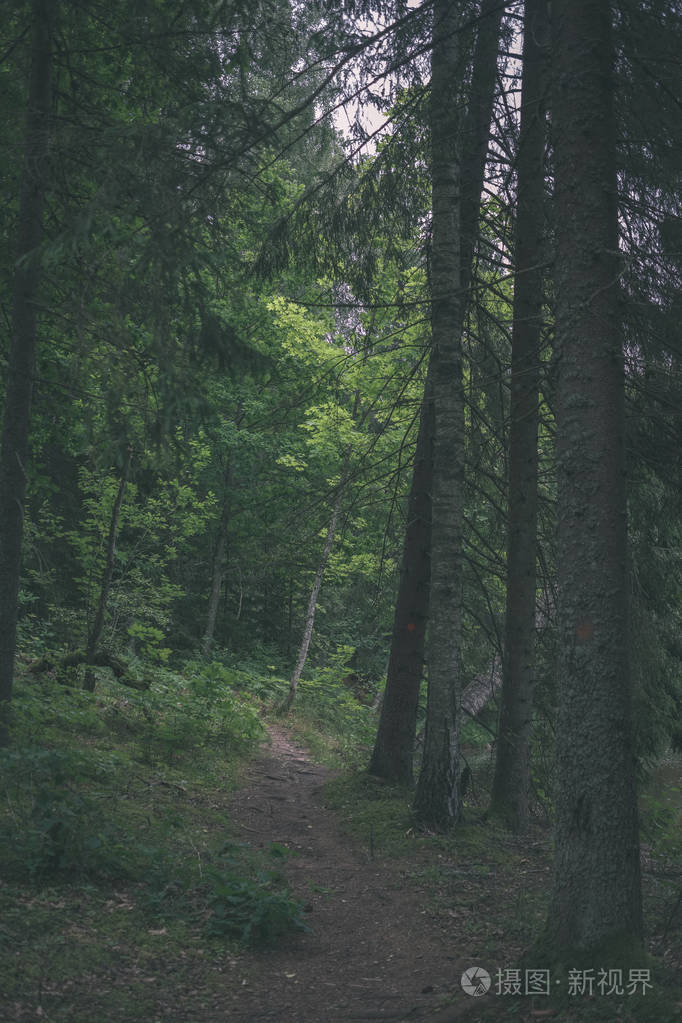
[490,0,548,831]
[543,0,643,959]
[371,0,504,789]
[412,0,465,829]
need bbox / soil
[220,725,494,1023]
[3,723,677,1021]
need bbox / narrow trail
[221,725,483,1023]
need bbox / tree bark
[544,0,643,959]
[28,649,150,690]
[202,521,228,656]
[83,447,132,692]
[284,480,345,713]
[201,460,234,657]
[0,0,54,744]
[489,0,547,832]
[412,0,465,830]
[368,373,433,785]
[369,0,503,787]
[459,0,506,295]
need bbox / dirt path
[221,725,481,1023]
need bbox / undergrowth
[1,653,679,1022]
[0,659,310,1021]
[208,648,378,768]
[321,768,680,1023]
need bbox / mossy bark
[544,0,643,957]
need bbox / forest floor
[1,718,679,1023]
[191,725,681,1023]
[221,723,484,1023]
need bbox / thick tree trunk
[83,447,132,692]
[0,0,53,743]
[545,0,643,959]
[369,0,503,787]
[284,473,346,712]
[368,373,433,785]
[490,0,547,832]
[412,0,464,830]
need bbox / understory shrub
[205,867,308,944]
[0,747,131,882]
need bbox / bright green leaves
[265,295,336,369]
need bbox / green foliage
[0,666,267,889]
[284,650,378,766]
[0,1,679,1014]
[176,651,378,767]
[10,675,105,739]
[324,770,414,858]
[639,752,682,863]
[295,676,374,738]
[0,745,135,883]
[0,658,311,973]
[107,668,265,766]
[204,855,308,945]
[127,623,171,663]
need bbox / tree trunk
[412,0,465,830]
[202,523,228,656]
[459,0,506,295]
[544,0,643,959]
[368,372,433,785]
[369,0,503,787]
[201,460,234,657]
[28,649,150,690]
[284,472,346,712]
[83,447,132,692]
[0,0,53,744]
[489,0,547,832]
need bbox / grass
[320,761,681,1023]
[0,661,307,1021]
[244,669,379,769]
[1,657,679,1023]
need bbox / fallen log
[27,649,150,690]
[460,656,501,718]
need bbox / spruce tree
[544,0,643,959]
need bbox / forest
[0,0,680,1020]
